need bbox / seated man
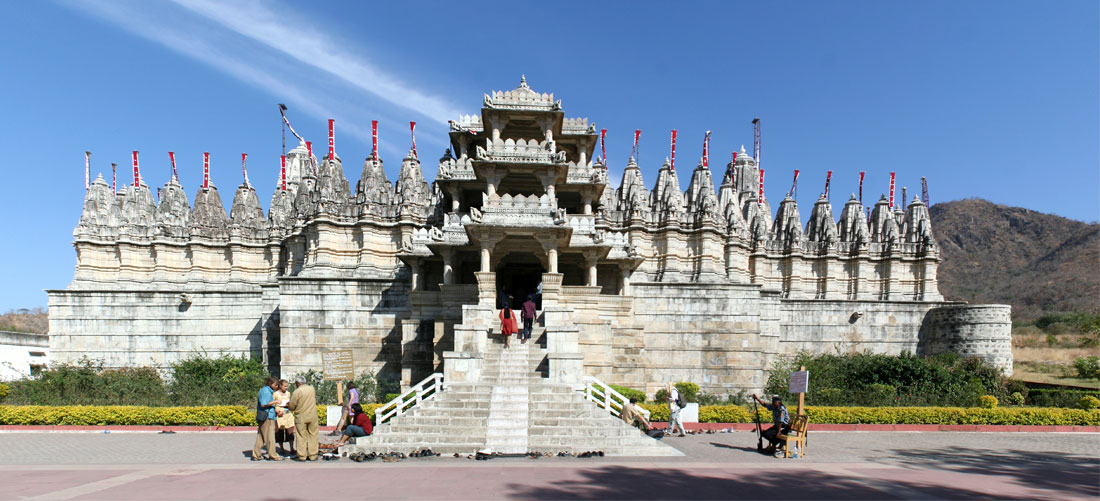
[752,394,790,456]
[621,397,652,431]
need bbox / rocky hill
[931,198,1099,320]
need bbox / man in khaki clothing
[288,375,319,461]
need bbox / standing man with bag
[666,383,687,437]
[252,376,283,461]
[288,375,319,461]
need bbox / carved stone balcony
[437,156,476,181]
[477,193,562,227]
[476,138,567,165]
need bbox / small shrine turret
[869,195,899,245]
[805,194,838,244]
[616,156,649,216]
[837,194,869,244]
[190,184,230,240]
[903,195,935,248]
[772,195,803,248]
[229,182,267,241]
[650,159,684,218]
[155,175,190,239]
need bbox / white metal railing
[582,375,650,420]
[375,373,443,425]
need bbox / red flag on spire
[280,154,287,192]
[306,141,316,175]
[241,153,249,187]
[670,130,678,171]
[132,150,140,188]
[202,152,210,189]
[889,171,896,208]
[789,169,799,198]
[111,162,117,192]
[169,151,177,179]
[859,171,865,204]
[600,129,607,166]
[702,131,711,169]
[759,168,765,202]
[825,170,832,199]
[328,119,335,160]
[371,120,378,159]
[632,129,641,161]
[410,121,418,158]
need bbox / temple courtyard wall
[47,281,1012,397]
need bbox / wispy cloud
[169,0,462,125]
[63,0,458,163]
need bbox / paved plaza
[0,430,1096,500]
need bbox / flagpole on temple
[670,130,677,171]
[84,151,91,190]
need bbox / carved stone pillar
[483,166,499,199]
[548,247,558,273]
[410,259,421,292]
[619,263,632,295]
[582,192,592,215]
[577,138,587,167]
[448,185,461,213]
[584,250,597,287]
[441,249,454,285]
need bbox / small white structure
[0,331,49,381]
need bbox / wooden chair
[777,415,809,458]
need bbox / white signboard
[789,370,809,394]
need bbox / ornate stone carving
[483,75,562,111]
[155,176,190,239]
[837,194,869,245]
[189,185,230,240]
[869,195,900,245]
[650,159,684,218]
[120,177,156,240]
[394,150,431,217]
[229,184,267,241]
[903,196,935,250]
[772,195,803,248]
[75,175,121,240]
[805,194,839,244]
[355,156,393,214]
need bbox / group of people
[499,293,538,348]
[252,377,372,461]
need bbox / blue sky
[0,0,1096,311]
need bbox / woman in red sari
[499,303,517,348]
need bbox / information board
[789,370,809,394]
[321,349,354,381]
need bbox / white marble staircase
[342,329,681,457]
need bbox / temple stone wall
[623,282,774,396]
[776,300,941,357]
[47,289,266,369]
[918,304,1014,375]
[276,277,410,381]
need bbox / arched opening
[497,172,545,197]
[495,251,544,308]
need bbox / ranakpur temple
[49,77,1012,397]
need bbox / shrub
[0,383,8,401]
[0,404,385,426]
[5,357,170,406]
[291,370,383,406]
[654,382,700,404]
[1079,396,1100,411]
[170,354,268,407]
[627,404,1099,425]
[609,385,646,403]
[1027,389,1100,408]
[763,351,1009,407]
[1073,356,1100,380]
[979,395,998,409]
[1008,392,1026,406]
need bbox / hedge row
[637,404,1100,426]
[0,404,384,427]
[1,404,1096,426]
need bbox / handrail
[375,373,444,425]
[582,375,650,420]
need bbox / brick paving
[0,431,1096,499]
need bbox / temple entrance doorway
[495,252,544,309]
